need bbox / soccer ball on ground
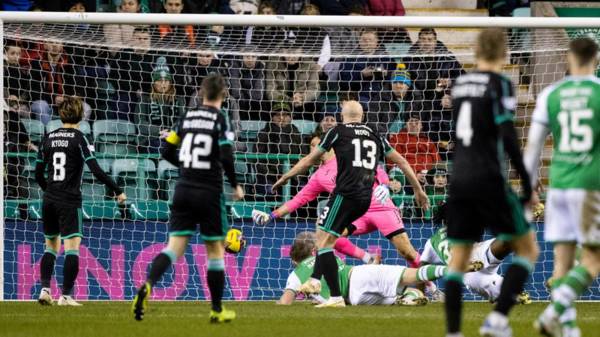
[225,228,246,254]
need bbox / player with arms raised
[524,37,600,337]
[35,96,126,306]
[272,101,429,308]
[444,28,538,337]
[132,74,244,323]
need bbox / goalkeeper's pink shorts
[350,207,405,239]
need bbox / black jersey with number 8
[318,123,392,200]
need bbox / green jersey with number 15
[532,75,600,190]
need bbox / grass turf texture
[1,302,599,337]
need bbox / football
[225,228,246,254]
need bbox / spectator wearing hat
[229,47,266,120]
[265,42,320,115]
[255,102,306,200]
[135,62,186,153]
[387,63,414,127]
[388,112,441,174]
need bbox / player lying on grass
[277,232,446,306]
[132,74,244,323]
[421,204,531,304]
[35,96,127,306]
[253,133,422,267]
[524,36,600,337]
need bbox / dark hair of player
[569,37,599,66]
[4,39,19,49]
[475,28,507,62]
[58,96,84,124]
[290,231,316,264]
[201,73,226,101]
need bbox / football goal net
[1,12,599,301]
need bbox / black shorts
[447,188,531,243]
[317,194,371,237]
[169,185,228,241]
[42,199,83,239]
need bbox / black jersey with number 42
[450,71,517,196]
[169,105,234,190]
[36,128,121,204]
[318,123,392,200]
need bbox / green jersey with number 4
[532,75,600,190]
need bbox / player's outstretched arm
[272,147,324,190]
[276,290,296,305]
[86,158,126,204]
[385,149,430,210]
[499,121,532,203]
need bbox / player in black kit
[132,74,244,323]
[273,101,429,307]
[34,96,126,306]
[444,29,539,337]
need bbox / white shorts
[545,188,600,245]
[471,239,501,274]
[464,271,504,302]
[420,240,444,265]
[348,265,405,305]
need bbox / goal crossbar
[1,12,600,28]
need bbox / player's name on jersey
[559,86,592,98]
[49,131,76,138]
[186,109,218,120]
[182,119,215,130]
[51,140,69,148]
[452,84,487,98]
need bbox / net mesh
[2,22,599,301]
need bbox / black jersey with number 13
[318,123,392,200]
[450,71,517,196]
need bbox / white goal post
[1,12,599,302]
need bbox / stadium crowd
[3,0,526,217]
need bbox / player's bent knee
[581,246,600,277]
[205,241,225,259]
[45,237,61,252]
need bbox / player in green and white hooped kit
[524,37,600,337]
[278,232,447,306]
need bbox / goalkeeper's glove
[373,184,390,204]
[252,209,276,226]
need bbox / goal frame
[1,12,600,301]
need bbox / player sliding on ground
[445,28,539,337]
[35,96,127,306]
[272,101,429,308]
[524,37,600,337]
[131,74,244,323]
[252,132,422,268]
[421,203,531,304]
[278,232,445,306]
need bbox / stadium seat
[83,158,112,181]
[46,120,91,135]
[112,159,157,200]
[238,120,265,141]
[93,120,138,154]
[82,183,106,201]
[21,119,45,143]
[292,120,318,136]
[158,160,178,200]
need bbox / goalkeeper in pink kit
[253,134,422,268]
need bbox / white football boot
[38,288,53,306]
[57,295,83,306]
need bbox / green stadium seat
[93,120,138,154]
[292,120,318,136]
[158,160,178,200]
[112,159,157,200]
[83,158,112,180]
[21,119,45,143]
[46,120,91,135]
[238,120,265,141]
[82,182,106,201]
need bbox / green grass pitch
[1,302,599,337]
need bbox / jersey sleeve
[493,77,517,125]
[34,137,49,190]
[284,272,302,293]
[531,86,551,126]
[218,111,235,147]
[375,164,390,185]
[79,134,96,162]
[283,174,325,213]
[318,127,340,152]
[380,135,394,156]
[165,117,183,146]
